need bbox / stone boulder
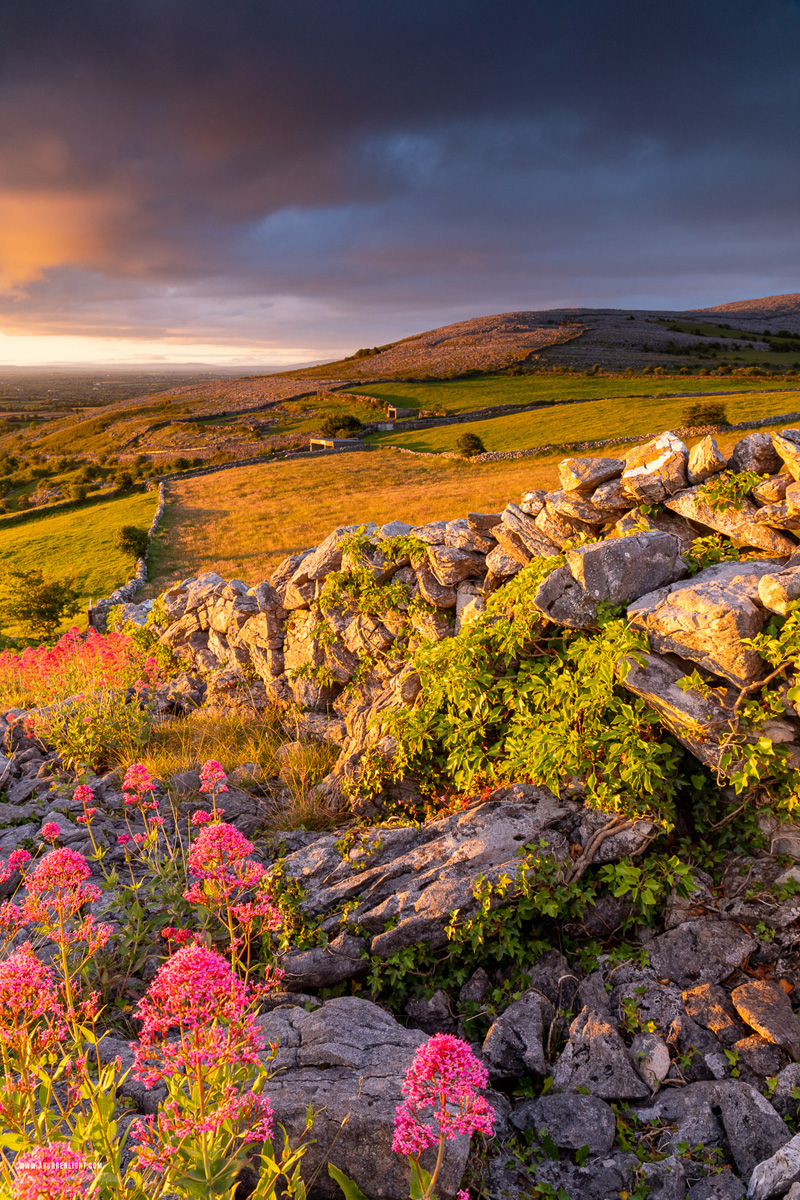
[558,456,625,493]
[481,992,548,1078]
[565,531,686,604]
[511,1092,616,1154]
[729,433,782,475]
[758,566,800,615]
[274,786,653,987]
[647,920,757,988]
[773,431,800,481]
[665,487,796,555]
[627,560,788,688]
[688,436,728,485]
[258,997,469,1200]
[730,981,800,1060]
[551,1009,650,1100]
[621,432,689,502]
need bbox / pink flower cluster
[199,759,228,794]
[392,1034,495,1157]
[123,764,155,806]
[12,1141,91,1200]
[0,944,65,1054]
[132,945,265,1087]
[131,1089,274,1173]
[0,625,159,710]
[184,822,281,937]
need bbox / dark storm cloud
[0,0,799,354]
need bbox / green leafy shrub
[356,558,685,832]
[698,469,765,512]
[320,413,363,438]
[456,432,486,457]
[682,400,728,427]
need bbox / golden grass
[120,708,339,831]
[146,448,577,590]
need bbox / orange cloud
[0,189,130,290]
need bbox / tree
[456,432,486,458]
[67,482,87,502]
[115,525,149,560]
[113,469,134,494]
[0,566,82,639]
[320,413,363,438]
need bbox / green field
[363,387,800,454]
[0,492,158,634]
[350,375,800,416]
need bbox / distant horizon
[1,289,798,370]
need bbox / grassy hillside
[0,491,158,635]
[363,387,800,454]
[351,375,800,416]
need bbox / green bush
[115,524,149,560]
[455,432,486,457]
[683,400,728,427]
[67,482,87,503]
[320,413,363,438]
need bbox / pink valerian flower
[41,821,61,841]
[11,1140,91,1199]
[22,848,100,930]
[191,809,212,826]
[199,759,228,794]
[392,1034,495,1157]
[132,946,265,1088]
[457,1192,469,1200]
[131,1090,274,1173]
[116,834,131,845]
[8,848,31,871]
[0,943,66,1054]
[230,897,282,931]
[187,823,263,887]
[122,763,155,809]
[72,784,94,808]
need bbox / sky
[1,0,799,366]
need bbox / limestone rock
[410,520,448,545]
[754,503,800,532]
[272,787,652,978]
[532,564,599,629]
[484,544,522,577]
[511,1092,616,1154]
[535,503,586,548]
[558,456,625,493]
[482,992,547,1078]
[688,436,728,485]
[753,474,792,505]
[455,582,485,634]
[621,432,689,502]
[731,980,800,1060]
[518,490,546,516]
[467,511,503,534]
[683,984,746,1047]
[427,545,486,587]
[610,507,698,553]
[733,1034,789,1079]
[258,998,469,1200]
[629,1032,671,1089]
[665,487,796,555]
[565,530,686,604]
[627,560,787,687]
[415,563,457,608]
[749,1135,800,1200]
[689,1176,745,1200]
[716,1081,792,1179]
[773,430,800,481]
[592,476,630,510]
[501,503,562,556]
[729,432,782,475]
[641,1156,688,1200]
[444,518,495,554]
[545,488,614,524]
[551,1009,650,1100]
[648,920,756,988]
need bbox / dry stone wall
[132,426,800,808]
